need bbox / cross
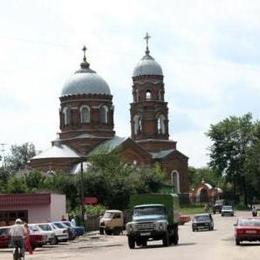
[82,45,87,62]
[144,32,151,49]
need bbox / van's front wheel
[128,236,135,249]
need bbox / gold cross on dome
[82,46,87,62]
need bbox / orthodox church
[29,35,189,195]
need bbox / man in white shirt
[9,218,26,257]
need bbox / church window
[136,89,139,102]
[63,107,71,126]
[80,106,90,123]
[171,171,180,194]
[158,90,162,101]
[100,105,108,123]
[146,90,151,100]
[133,114,142,135]
[157,114,166,134]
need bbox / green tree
[188,166,222,189]
[5,143,36,172]
[206,113,254,206]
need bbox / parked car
[213,199,224,214]
[29,224,56,245]
[52,222,76,240]
[234,217,260,245]
[0,226,10,248]
[61,221,85,236]
[38,223,69,242]
[0,226,47,249]
[221,205,234,216]
[192,213,214,231]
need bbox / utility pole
[80,160,86,230]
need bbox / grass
[180,206,206,215]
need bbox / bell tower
[130,34,175,152]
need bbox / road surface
[1,211,259,260]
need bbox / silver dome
[61,63,111,96]
[133,54,163,77]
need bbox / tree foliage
[206,113,260,205]
[4,143,36,172]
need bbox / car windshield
[238,219,260,227]
[133,206,166,216]
[62,222,71,227]
[194,215,210,221]
[223,206,232,210]
[53,223,65,229]
[38,224,52,231]
[29,225,40,232]
[103,212,114,218]
[0,228,9,235]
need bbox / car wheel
[173,231,179,245]
[128,236,135,249]
[235,239,240,245]
[162,232,170,247]
[141,240,147,247]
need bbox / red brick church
[29,35,189,195]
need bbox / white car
[37,223,69,242]
[30,224,56,245]
[28,224,48,245]
[221,205,234,216]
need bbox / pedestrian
[24,223,33,255]
[61,215,67,221]
[71,216,76,227]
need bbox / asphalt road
[1,210,259,260]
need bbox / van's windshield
[133,206,166,216]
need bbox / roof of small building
[87,136,127,156]
[150,149,175,159]
[32,143,80,159]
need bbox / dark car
[234,217,260,245]
[192,213,214,231]
[213,199,224,214]
[61,221,85,236]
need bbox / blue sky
[0,0,260,167]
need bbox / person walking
[24,223,33,255]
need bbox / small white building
[0,193,66,226]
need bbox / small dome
[61,50,111,96]
[133,54,163,77]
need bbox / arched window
[63,107,71,126]
[80,106,90,123]
[146,90,151,100]
[100,105,108,123]
[171,171,180,194]
[133,114,142,135]
[158,90,162,101]
[136,89,139,102]
[157,114,166,134]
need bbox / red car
[234,217,260,245]
[0,226,47,249]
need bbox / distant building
[189,180,223,204]
[29,35,189,196]
[0,193,66,226]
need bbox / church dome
[133,54,163,77]
[133,33,163,77]
[61,47,111,97]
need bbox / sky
[0,0,260,168]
